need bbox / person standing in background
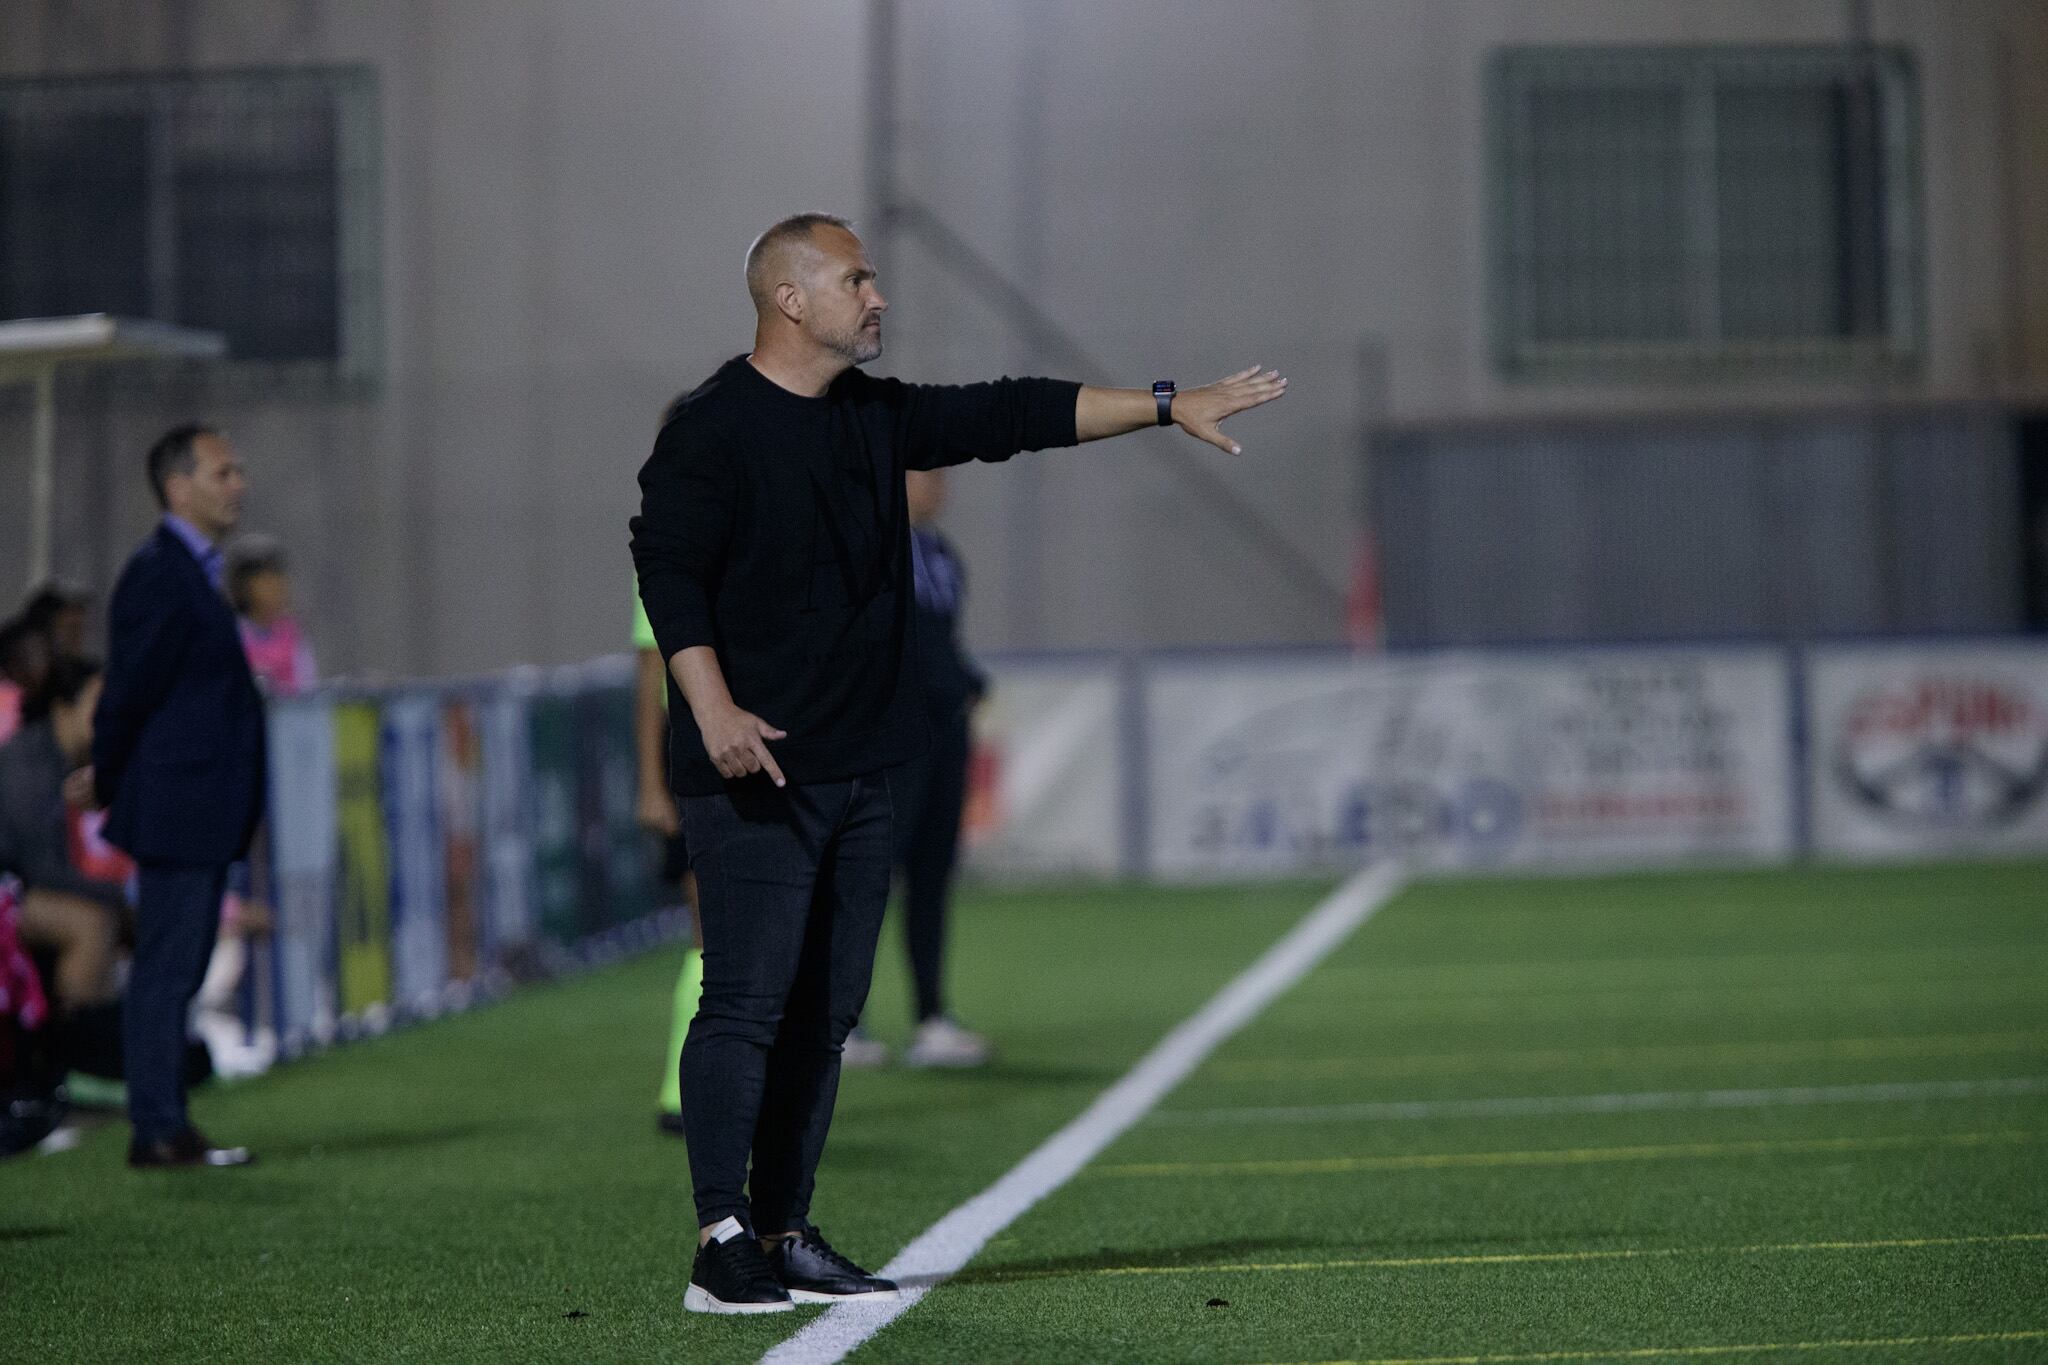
[94,424,266,1169]
[634,588,704,1138]
[891,468,991,1067]
[228,537,318,699]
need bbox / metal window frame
[1487,45,1924,382]
[0,65,382,395]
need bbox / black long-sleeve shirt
[630,355,1078,795]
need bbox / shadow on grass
[944,1224,1653,1286]
[0,1225,67,1242]
[285,1122,494,1160]
[950,1235,1331,1285]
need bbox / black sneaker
[768,1225,899,1303]
[684,1222,794,1315]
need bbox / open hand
[699,705,788,788]
[1173,365,1289,455]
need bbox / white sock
[705,1216,745,1245]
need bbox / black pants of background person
[125,862,226,1146]
[892,711,970,1025]
[678,774,893,1231]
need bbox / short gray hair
[744,212,854,310]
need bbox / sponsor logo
[1835,676,2048,826]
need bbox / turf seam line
[1259,1327,2048,1364]
[1153,1075,2048,1125]
[755,862,1410,1365]
[969,1230,2048,1282]
[1093,1127,2045,1177]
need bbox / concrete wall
[1,0,2042,675]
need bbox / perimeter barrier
[243,636,2047,1059]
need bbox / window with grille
[1489,47,1921,378]
[0,67,379,374]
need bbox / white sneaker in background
[840,1027,889,1069]
[902,1016,992,1069]
[194,1010,278,1080]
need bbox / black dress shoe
[768,1224,898,1302]
[128,1127,256,1169]
[656,1111,688,1139]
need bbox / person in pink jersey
[228,536,317,698]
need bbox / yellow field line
[1208,1030,2048,1082]
[1258,1329,2048,1365]
[1093,1129,2045,1178]
[972,1231,2048,1283]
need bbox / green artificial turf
[3,863,2044,1364]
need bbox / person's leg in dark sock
[126,863,226,1146]
[903,714,969,1024]
[678,785,818,1235]
[749,773,894,1236]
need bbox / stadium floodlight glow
[0,314,227,590]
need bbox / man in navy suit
[93,424,267,1168]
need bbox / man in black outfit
[631,212,1285,1314]
[94,425,266,1169]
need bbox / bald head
[745,212,854,314]
[744,212,888,372]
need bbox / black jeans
[893,710,971,1024]
[678,773,894,1231]
[126,861,227,1145]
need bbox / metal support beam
[29,364,55,589]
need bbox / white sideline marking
[1153,1076,2048,1127]
[757,862,1409,1365]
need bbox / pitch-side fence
[244,636,2045,1058]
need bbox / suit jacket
[93,524,267,866]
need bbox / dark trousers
[678,773,893,1231]
[893,711,970,1024]
[125,861,227,1145]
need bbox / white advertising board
[1145,649,1794,879]
[1806,642,2048,859]
[961,661,1125,878]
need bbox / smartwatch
[1153,380,1176,427]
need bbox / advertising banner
[1807,642,2048,859]
[575,683,653,934]
[527,692,581,946]
[439,697,485,990]
[333,700,393,1022]
[963,661,1125,877]
[1145,649,1793,879]
[266,697,338,1050]
[480,688,535,954]
[382,695,447,1015]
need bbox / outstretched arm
[1076,366,1288,455]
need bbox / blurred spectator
[20,580,93,663]
[228,535,318,697]
[892,468,992,1068]
[0,617,52,745]
[192,533,301,1080]
[0,874,65,1157]
[0,656,124,1012]
[635,586,705,1135]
